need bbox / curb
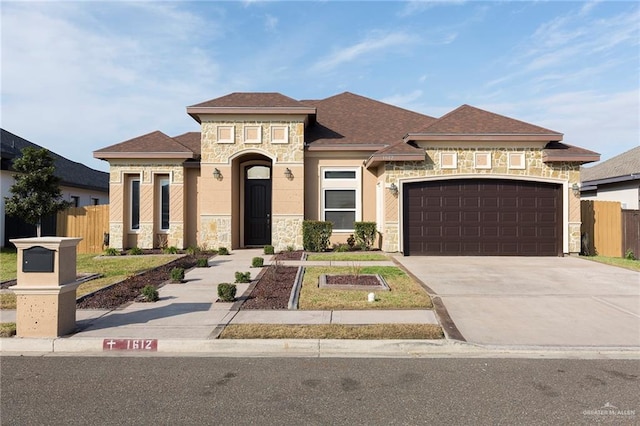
[2,337,639,359]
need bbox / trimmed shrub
[217,283,237,302]
[264,245,275,255]
[252,257,264,268]
[218,247,229,255]
[354,222,377,250]
[163,246,179,254]
[170,267,185,283]
[196,258,209,267]
[128,247,143,255]
[104,247,120,256]
[235,271,251,283]
[303,220,333,252]
[141,285,159,302]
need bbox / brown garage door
[403,179,562,256]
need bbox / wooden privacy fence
[581,200,640,258]
[57,205,109,254]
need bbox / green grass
[0,322,16,337]
[219,323,444,339]
[0,252,181,309]
[0,249,17,282]
[582,256,640,272]
[305,252,389,261]
[298,266,432,310]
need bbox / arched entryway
[234,154,273,247]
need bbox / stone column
[10,237,82,337]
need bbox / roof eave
[542,152,600,165]
[365,153,426,169]
[581,174,640,186]
[187,106,316,119]
[404,133,563,143]
[93,152,195,160]
[306,144,387,152]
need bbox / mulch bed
[273,250,304,261]
[240,265,298,310]
[76,255,208,309]
[324,275,381,286]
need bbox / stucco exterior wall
[107,161,186,249]
[581,181,640,210]
[380,146,581,254]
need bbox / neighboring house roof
[94,131,196,160]
[581,145,640,185]
[303,92,436,150]
[1,128,109,192]
[406,104,563,141]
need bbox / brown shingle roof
[413,104,562,136]
[189,92,307,108]
[304,92,436,149]
[93,131,195,159]
[173,132,201,156]
[581,145,640,182]
[365,141,425,168]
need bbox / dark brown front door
[403,179,562,256]
[245,178,272,246]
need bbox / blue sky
[2,1,638,172]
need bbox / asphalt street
[1,356,638,425]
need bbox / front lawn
[0,252,183,310]
[220,323,443,339]
[298,266,432,310]
[582,256,640,272]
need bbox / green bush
[196,258,209,267]
[625,249,636,260]
[252,257,264,268]
[104,247,120,256]
[235,271,251,283]
[346,234,356,248]
[186,246,200,255]
[217,283,237,302]
[264,245,274,255]
[218,247,229,255]
[141,285,159,302]
[286,245,295,252]
[303,220,333,252]
[171,267,185,283]
[354,222,377,250]
[334,243,350,252]
[128,247,143,255]
[163,246,179,254]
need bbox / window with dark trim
[159,177,170,231]
[321,168,360,231]
[130,179,140,230]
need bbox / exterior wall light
[571,183,580,196]
[213,168,222,180]
[389,182,398,196]
[284,167,293,180]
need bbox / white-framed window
[158,176,170,231]
[508,152,526,170]
[217,126,235,144]
[271,125,289,144]
[474,152,492,170]
[440,152,457,169]
[243,125,262,144]
[321,168,361,231]
[129,177,140,231]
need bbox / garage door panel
[404,179,561,256]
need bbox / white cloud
[311,32,417,72]
[264,13,278,32]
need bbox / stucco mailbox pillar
[9,237,82,337]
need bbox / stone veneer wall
[272,215,304,251]
[199,118,306,250]
[108,163,185,249]
[382,147,581,253]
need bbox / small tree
[4,147,71,237]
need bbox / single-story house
[1,129,110,247]
[94,92,599,256]
[580,146,640,209]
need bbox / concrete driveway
[392,255,640,347]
